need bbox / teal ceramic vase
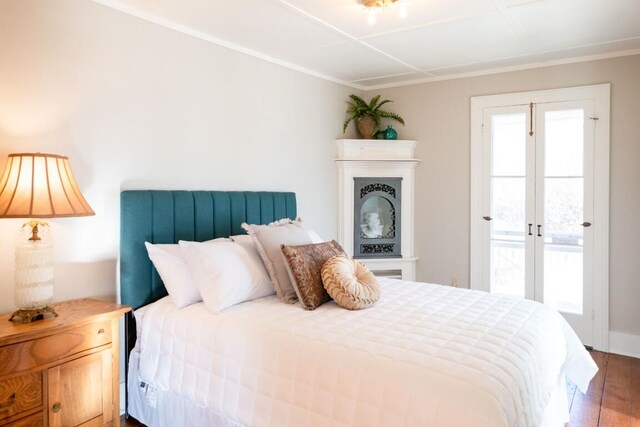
[383,125,398,140]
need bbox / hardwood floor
[568,351,640,427]
[120,351,639,427]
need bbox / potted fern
[342,94,405,139]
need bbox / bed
[121,190,597,427]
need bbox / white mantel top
[335,139,418,161]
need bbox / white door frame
[470,84,610,351]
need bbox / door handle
[537,225,542,237]
[483,216,492,221]
[528,224,533,236]
[581,222,592,227]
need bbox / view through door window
[490,113,527,298]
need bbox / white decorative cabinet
[335,139,420,280]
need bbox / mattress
[132,278,597,427]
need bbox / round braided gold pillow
[321,256,380,310]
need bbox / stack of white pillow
[145,228,323,314]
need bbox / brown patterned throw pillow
[281,240,346,310]
[321,256,380,310]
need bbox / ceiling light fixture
[363,0,409,25]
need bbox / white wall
[0,0,357,311]
[366,54,640,337]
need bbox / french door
[471,85,610,349]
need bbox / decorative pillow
[179,240,274,314]
[321,256,380,310]
[281,240,346,310]
[145,242,202,309]
[233,230,322,244]
[242,218,312,303]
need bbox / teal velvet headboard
[120,190,297,310]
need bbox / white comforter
[135,278,597,427]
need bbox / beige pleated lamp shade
[0,153,95,218]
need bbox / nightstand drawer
[0,372,42,422]
[0,321,112,377]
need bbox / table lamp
[0,153,95,322]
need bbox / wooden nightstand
[0,299,130,426]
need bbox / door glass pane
[543,109,584,314]
[490,113,526,298]
[545,109,584,176]
[492,114,526,176]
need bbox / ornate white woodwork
[335,139,419,280]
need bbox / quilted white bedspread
[135,278,597,427]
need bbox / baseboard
[608,331,640,359]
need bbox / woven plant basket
[356,117,376,139]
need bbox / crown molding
[361,49,640,90]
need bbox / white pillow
[179,240,275,314]
[229,234,253,244]
[307,229,324,244]
[241,219,313,304]
[232,230,323,244]
[145,242,202,309]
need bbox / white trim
[468,84,611,109]
[609,331,640,359]
[359,257,418,281]
[470,84,611,351]
[335,139,417,160]
[349,71,428,84]
[364,49,640,90]
[592,84,611,353]
[120,381,126,415]
[470,100,485,294]
[89,0,365,90]
[275,0,427,76]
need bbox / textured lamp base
[9,306,58,323]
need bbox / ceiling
[94,0,640,89]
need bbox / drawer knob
[98,328,105,335]
[0,393,16,410]
[52,402,61,413]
